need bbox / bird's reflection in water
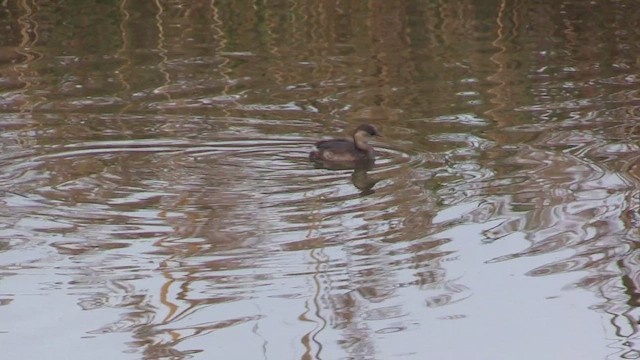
[313,159,381,195]
[350,165,380,195]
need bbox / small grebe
[309,124,381,166]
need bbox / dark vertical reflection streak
[16,0,41,112]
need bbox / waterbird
[309,124,381,168]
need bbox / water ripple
[0,131,440,278]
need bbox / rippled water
[3,1,640,359]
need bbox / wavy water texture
[0,114,457,359]
[3,1,640,359]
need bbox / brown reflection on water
[4,0,640,359]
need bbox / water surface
[1,1,640,359]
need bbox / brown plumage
[309,124,380,165]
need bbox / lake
[1,1,640,359]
